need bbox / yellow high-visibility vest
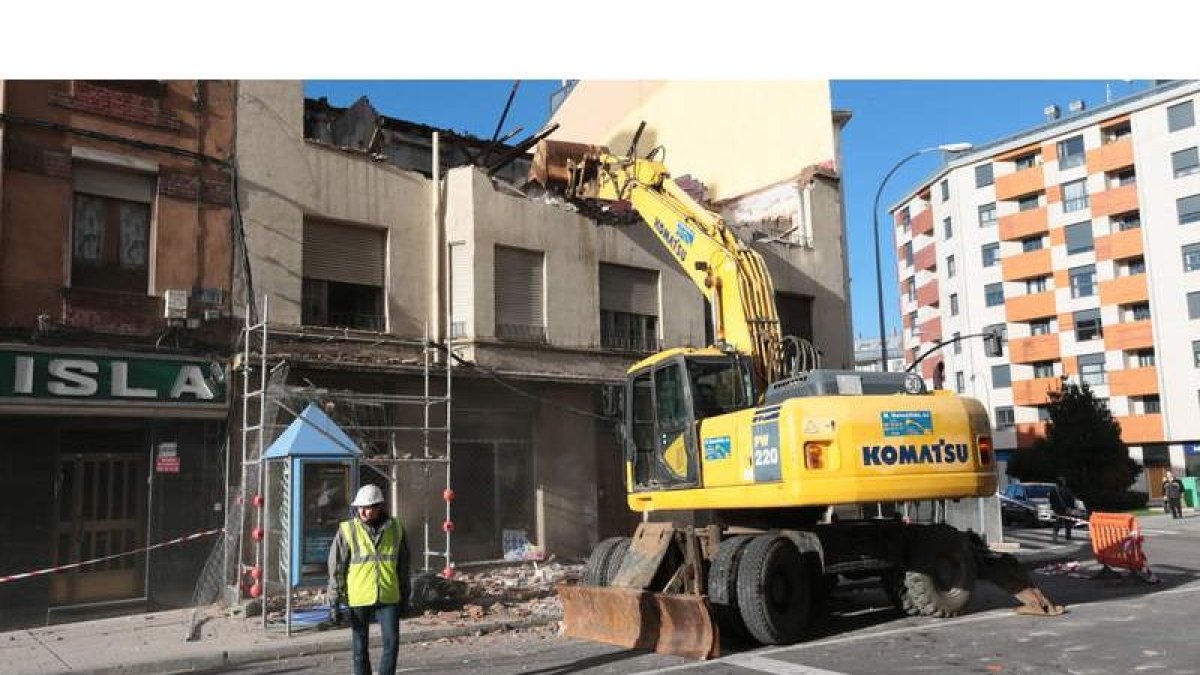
[340,518,402,607]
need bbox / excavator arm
[530,140,785,391]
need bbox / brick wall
[48,81,182,131]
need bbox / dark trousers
[1167,497,1183,519]
[349,602,400,675]
[1052,515,1074,540]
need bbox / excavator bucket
[529,140,607,195]
[558,523,719,660]
[975,544,1067,616]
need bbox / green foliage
[1005,379,1141,509]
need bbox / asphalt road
[207,512,1200,675]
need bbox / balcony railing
[327,312,385,332]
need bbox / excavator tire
[583,537,630,587]
[736,534,811,645]
[603,538,632,586]
[901,526,976,618]
[707,535,755,644]
[881,569,915,615]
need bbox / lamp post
[873,142,973,371]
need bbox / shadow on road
[520,648,654,675]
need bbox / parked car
[1000,482,1058,527]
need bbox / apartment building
[890,80,1200,495]
[0,81,236,628]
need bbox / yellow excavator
[529,132,1063,660]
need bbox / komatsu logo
[653,218,689,261]
[862,440,970,466]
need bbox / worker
[328,483,410,675]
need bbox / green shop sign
[0,349,226,403]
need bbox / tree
[1006,378,1141,509]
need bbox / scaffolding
[230,296,454,634]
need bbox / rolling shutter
[303,218,386,286]
[599,263,658,316]
[449,243,471,337]
[494,245,543,337]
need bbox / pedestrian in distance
[1162,472,1185,519]
[328,483,411,675]
[1050,477,1079,542]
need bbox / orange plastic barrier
[1089,512,1148,573]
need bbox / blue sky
[305,79,1153,341]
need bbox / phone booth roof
[262,402,363,459]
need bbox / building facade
[890,81,1200,493]
[0,81,236,628]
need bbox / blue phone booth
[263,402,362,589]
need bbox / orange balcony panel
[1090,184,1138,218]
[1057,312,1074,332]
[910,209,933,237]
[1009,334,1060,364]
[913,243,937,271]
[919,315,943,343]
[1046,184,1062,205]
[1016,422,1049,448]
[1095,228,1144,262]
[1062,355,1078,377]
[916,279,940,307]
[1117,414,1164,444]
[1041,141,1058,163]
[995,165,1045,201]
[1086,137,1134,174]
[1104,320,1153,351]
[998,207,1049,241]
[1002,249,1052,282]
[1109,366,1159,397]
[1013,377,1062,406]
[1049,227,1065,247]
[1099,274,1148,306]
[1005,291,1056,323]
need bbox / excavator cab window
[687,356,753,420]
[627,359,700,490]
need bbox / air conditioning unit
[164,289,189,320]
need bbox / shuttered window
[494,245,544,342]
[303,218,386,287]
[599,263,659,352]
[448,243,472,338]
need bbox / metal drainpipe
[430,131,441,346]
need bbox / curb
[53,612,563,675]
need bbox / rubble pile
[404,560,583,633]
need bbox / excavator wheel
[736,534,811,645]
[707,535,755,644]
[583,537,631,587]
[901,525,976,617]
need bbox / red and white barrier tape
[0,528,222,584]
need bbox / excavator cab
[626,352,753,492]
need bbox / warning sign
[156,443,180,474]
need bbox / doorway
[51,430,148,607]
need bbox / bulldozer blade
[557,583,719,660]
[976,547,1067,616]
[529,140,606,193]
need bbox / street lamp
[873,142,973,371]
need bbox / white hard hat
[350,484,386,507]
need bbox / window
[1030,319,1052,335]
[975,163,994,187]
[907,310,918,333]
[1168,100,1196,133]
[1180,195,1200,225]
[1078,353,1107,387]
[1062,178,1089,213]
[599,263,660,352]
[494,245,546,342]
[906,280,917,302]
[1038,406,1052,422]
[992,364,1011,388]
[1034,361,1055,378]
[950,293,960,316]
[946,254,957,278]
[903,242,914,266]
[955,372,965,394]
[1103,121,1131,144]
[1074,308,1103,341]
[1134,349,1156,368]
[1193,339,1200,368]
[1125,302,1151,321]
[776,291,815,344]
[1069,264,1096,298]
[1058,135,1085,170]
[302,217,386,331]
[984,323,1008,353]
[1185,243,1200,272]
[982,243,1000,267]
[943,217,953,239]
[1173,148,1200,178]
[1014,152,1039,170]
[1065,221,1093,254]
[940,179,950,202]
[1108,168,1136,188]
[900,206,911,231]
[1121,257,1146,276]
[978,202,997,227]
[1022,236,1044,252]
[985,282,1004,307]
[1140,396,1162,414]
[953,331,962,355]
[70,166,155,293]
[1018,193,1041,212]
[1026,276,1048,294]
[995,406,1015,430]
[1189,291,1200,320]
[1113,211,1141,231]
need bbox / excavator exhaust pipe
[529,140,608,197]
